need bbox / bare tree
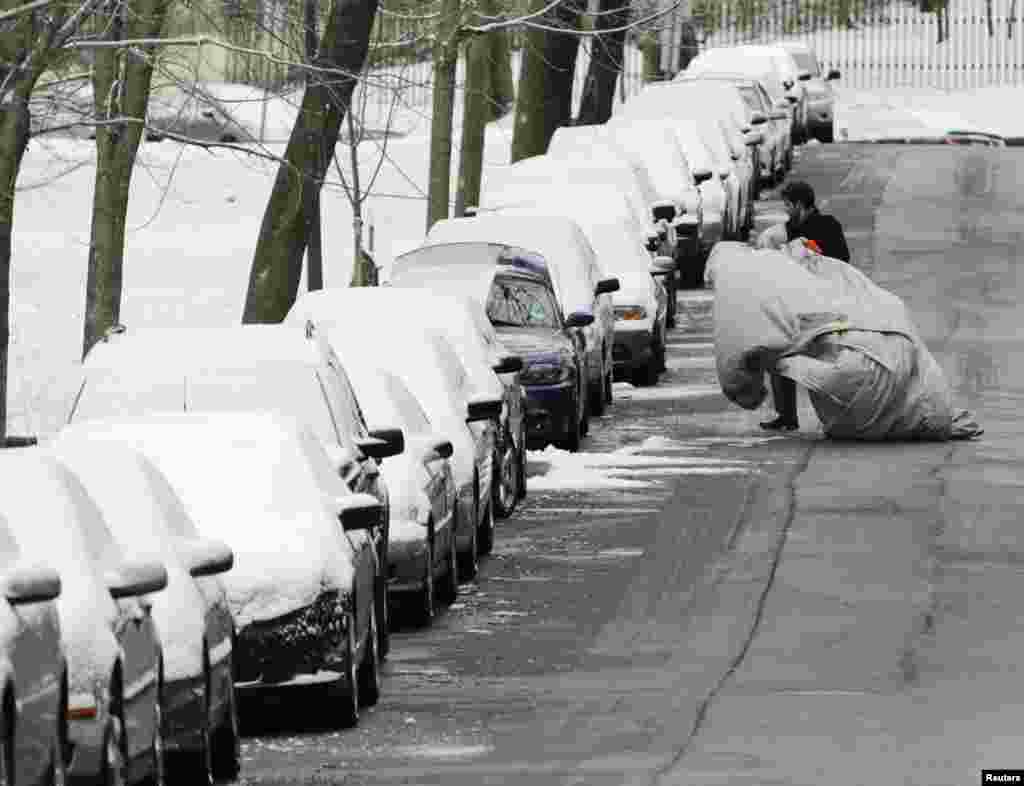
[0,0,103,439]
[241,0,380,324]
[81,0,174,358]
[426,0,461,230]
[577,0,630,125]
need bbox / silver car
[778,41,841,142]
[0,450,168,785]
[0,517,65,786]
[48,437,239,782]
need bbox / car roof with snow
[82,324,325,371]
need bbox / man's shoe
[760,417,799,431]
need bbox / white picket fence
[698,0,1024,89]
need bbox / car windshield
[487,275,561,329]
[738,86,763,112]
[789,50,819,76]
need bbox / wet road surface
[235,143,1024,785]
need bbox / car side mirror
[827,68,841,80]
[744,130,764,146]
[2,563,61,605]
[595,277,620,295]
[338,493,384,532]
[106,560,168,599]
[179,537,234,578]
[466,393,503,423]
[650,256,676,276]
[651,200,677,222]
[492,355,524,374]
[693,168,713,185]
[423,435,454,461]
[565,310,595,329]
[749,110,767,125]
[358,428,405,460]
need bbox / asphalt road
[234,143,1022,785]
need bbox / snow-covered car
[675,71,789,184]
[47,436,239,781]
[0,450,168,785]
[619,87,747,240]
[778,41,840,142]
[687,45,807,143]
[602,120,706,283]
[287,285,518,537]
[320,325,499,581]
[328,362,459,626]
[481,146,672,261]
[69,324,400,658]
[55,412,385,729]
[355,276,528,519]
[0,518,66,785]
[427,212,620,419]
[757,44,813,143]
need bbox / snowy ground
[11,69,1023,437]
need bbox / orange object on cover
[804,238,823,254]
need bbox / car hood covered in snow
[493,325,575,358]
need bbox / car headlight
[520,353,575,385]
[615,306,648,321]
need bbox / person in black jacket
[760,181,851,431]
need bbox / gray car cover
[707,241,982,441]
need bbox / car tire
[632,354,659,387]
[492,433,517,519]
[169,656,212,785]
[457,490,479,581]
[604,365,613,408]
[150,671,167,786]
[819,124,834,143]
[0,701,13,786]
[210,659,240,782]
[413,535,435,627]
[557,390,582,452]
[439,521,459,606]
[334,612,360,729]
[477,498,494,557]
[52,675,69,786]
[665,274,678,327]
[357,606,381,708]
[580,380,590,438]
[101,707,128,786]
[375,571,390,661]
[515,432,527,501]
[588,369,606,417]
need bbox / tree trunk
[0,108,30,443]
[455,29,491,216]
[577,0,629,125]
[677,18,700,71]
[487,0,515,120]
[242,0,380,324]
[987,0,994,36]
[511,0,583,162]
[82,0,169,358]
[1009,0,1016,38]
[639,30,661,82]
[426,0,461,232]
[303,0,324,292]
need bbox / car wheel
[0,702,13,786]
[150,673,167,786]
[334,612,360,728]
[819,124,834,143]
[492,433,517,519]
[413,534,435,627]
[210,658,240,782]
[169,657,212,785]
[101,710,128,786]
[439,519,459,605]
[579,379,590,437]
[666,275,678,326]
[604,365,614,408]
[589,359,607,416]
[477,497,494,557]
[515,432,527,501]
[457,491,479,581]
[357,606,381,708]
[631,354,659,387]
[557,389,582,452]
[375,571,390,661]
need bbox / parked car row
[0,42,834,786]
